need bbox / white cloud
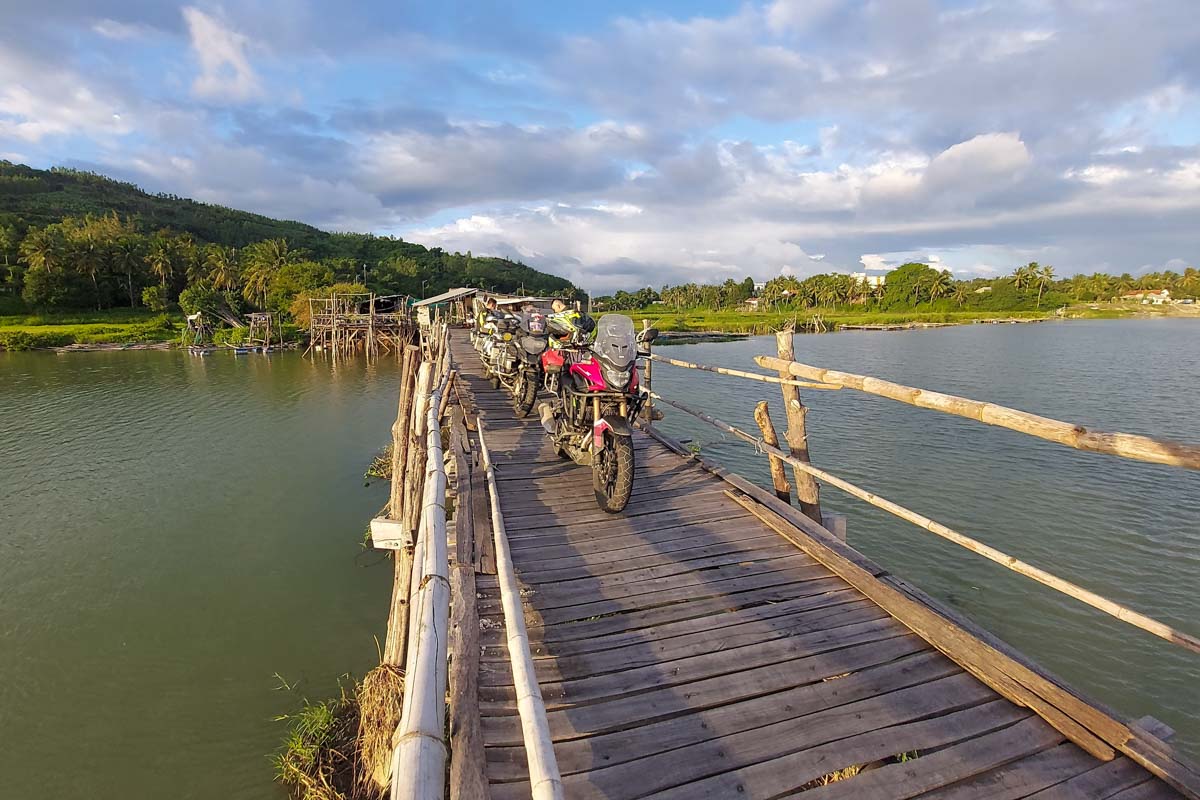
[93,19,152,41]
[0,52,134,142]
[182,7,263,103]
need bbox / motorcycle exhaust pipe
[539,403,557,435]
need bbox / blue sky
[1,0,1198,292]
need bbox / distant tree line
[599,262,1198,314]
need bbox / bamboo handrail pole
[649,353,840,389]
[391,342,452,800]
[649,392,1200,656]
[477,423,565,800]
[755,354,1200,471]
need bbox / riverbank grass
[0,308,180,349]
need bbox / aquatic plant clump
[274,681,359,800]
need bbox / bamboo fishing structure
[754,354,1200,470]
[307,292,415,358]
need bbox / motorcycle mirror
[638,327,660,343]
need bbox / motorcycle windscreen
[593,314,637,369]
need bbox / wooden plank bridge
[370,323,1198,800]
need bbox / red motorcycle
[539,314,658,512]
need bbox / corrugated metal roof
[411,287,478,307]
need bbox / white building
[850,269,889,287]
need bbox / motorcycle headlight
[602,365,630,389]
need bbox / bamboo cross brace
[649,353,840,389]
[755,354,1200,470]
[649,391,1200,657]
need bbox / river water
[0,351,399,800]
[1,319,1197,798]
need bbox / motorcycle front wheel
[513,370,539,417]
[592,431,635,513]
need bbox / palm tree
[1181,267,1200,297]
[1088,273,1112,300]
[951,284,970,306]
[1012,262,1038,291]
[205,244,241,291]
[1035,265,1055,309]
[927,270,953,302]
[1068,274,1089,300]
[242,261,274,308]
[19,226,66,274]
[112,236,145,307]
[147,235,176,288]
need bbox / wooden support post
[382,346,421,665]
[642,318,653,426]
[775,328,822,522]
[402,362,434,542]
[753,400,790,503]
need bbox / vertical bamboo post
[383,346,421,665]
[753,400,791,503]
[403,362,434,542]
[642,318,653,426]
[775,328,822,522]
[369,293,376,360]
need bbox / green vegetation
[0,309,178,349]
[599,260,1198,332]
[273,678,358,800]
[0,162,578,345]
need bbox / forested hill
[0,161,576,296]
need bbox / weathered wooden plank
[478,600,887,688]
[792,715,1065,799]
[478,576,850,644]
[915,743,1107,800]
[1109,782,1189,800]
[495,530,788,583]
[486,544,804,602]
[516,562,839,627]
[492,692,1018,800]
[1024,757,1165,799]
[484,643,947,781]
[477,588,862,661]
[479,616,911,709]
[504,495,743,536]
[504,515,759,558]
[642,699,1027,800]
[476,554,822,615]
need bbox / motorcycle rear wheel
[592,432,635,513]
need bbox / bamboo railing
[754,354,1200,470]
[478,422,565,800]
[374,322,454,800]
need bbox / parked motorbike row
[470,305,659,512]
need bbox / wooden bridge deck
[449,331,1182,800]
